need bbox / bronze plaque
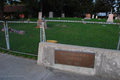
[55,50,95,68]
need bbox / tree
[79,0,94,16]
[94,0,116,18]
[0,0,4,20]
[65,0,82,17]
[115,0,120,13]
[48,0,65,16]
[20,0,39,17]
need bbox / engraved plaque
[55,50,95,68]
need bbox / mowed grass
[46,22,120,50]
[0,23,40,54]
[0,23,6,48]
[0,21,120,55]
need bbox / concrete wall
[37,42,120,79]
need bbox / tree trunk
[0,0,4,20]
[105,12,107,19]
[40,0,42,12]
[1,10,4,20]
[61,9,63,17]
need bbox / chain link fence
[0,20,120,56]
[0,21,6,49]
[0,21,43,56]
[45,20,120,50]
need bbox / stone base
[107,19,113,23]
[84,18,91,20]
[37,42,120,79]
[49,17,53,18]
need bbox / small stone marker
[107,14,113,23]
[118,15,120,20]
[92,15,94,18]
[84,14,91,20]
[62,25,67,27]
[61,13,65,18]
[56,24,60,26]
[102,25,106,26]
[82,19,84,21]
[49,11,53,18]
[98,18,101,20]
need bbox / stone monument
[49,11,53,18]
[92,15,94,18]
[38,12,42,20]
[84,14,91,19]
[107,14,113,23]
[61,13,65,18]
[107,9,113,23]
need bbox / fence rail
[46,20,120,25]
[0,21,4,22]
[7,21,42,24]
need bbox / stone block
[107,14,113,23]
[61,13,65,18]
[84,14,91,20]
[37,42,120,79]
[49,12,53,18]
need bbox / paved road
[0,52,114,80]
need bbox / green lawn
[0,23,6,48]
[0,18,120,55]
[46,22,120,50]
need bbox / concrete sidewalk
[0,53,114,80]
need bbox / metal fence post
[117,32,120,50]
[5,21,10,50]
[42,22,46,42]
[40,22,43,42]
[40,22,46,42]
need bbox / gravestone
[84,14,91,19]
[62,25,67,27]
[107,14,113,23]
[115,17,118,20]
[49,11,53,18]
[61,13,65,18]
[118,15,120,20]
[38,12,42,20]
[96,16,98,19]
[92,15,94,18]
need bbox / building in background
[3,5,28,19]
